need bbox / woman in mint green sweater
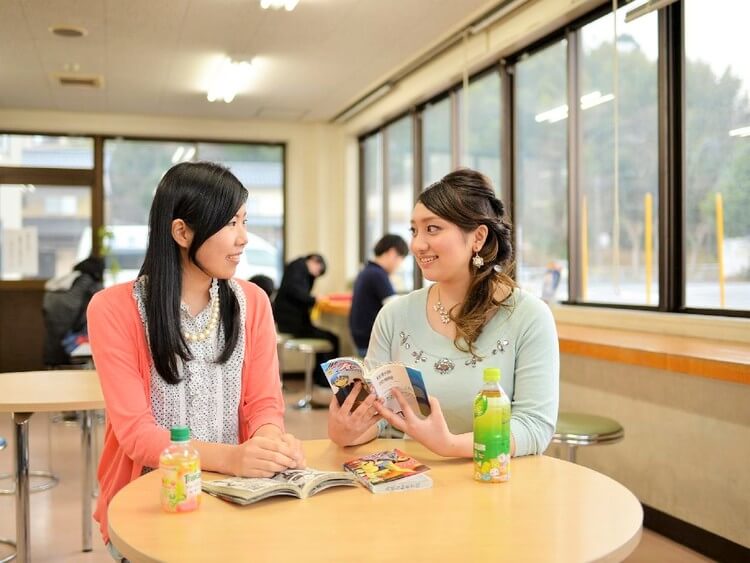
[328,169,559,457]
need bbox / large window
[459,72,502,192]
[385,116,415,291]
[515,41,569,302]
[358,0,747,315]
[579,1,659,306]
[684,0,750,311]
[0,134,94,280]
[102,139,285,285]
[0,134,93,168]
[422,97,452,186]
[0,184,91,279]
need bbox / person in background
[328,168,559,459]
[87,161,304,560]
[349,234,409,357]
[249,274,275,299]
[42,255,105,367]
[273,254,339,392]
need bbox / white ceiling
[0,0,498,122]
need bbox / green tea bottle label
[473,368,511,483]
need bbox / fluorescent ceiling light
[260,0,299,11]
[534,91,615,123]
[729,126,750,137]
[206,57,252,103]
[624,0,678,23]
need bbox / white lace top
[133,277,246,449]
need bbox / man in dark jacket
[273,254,339,390]
[42,256,105,366]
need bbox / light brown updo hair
[418,168,515,356]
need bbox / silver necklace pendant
[433,301,451,324]
[434,358,455,375]
[492,339,510,355]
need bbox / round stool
[276,332,294,389]
[0,437,17,563]
[284,338,333,409]
[552,412,624,463]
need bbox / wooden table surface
[109,439,642,563]
[0,369,103,412]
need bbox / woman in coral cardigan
[88,161,304,559]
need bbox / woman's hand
[229,426,306,477]
[373,388,457,457]
[328,382,382,447]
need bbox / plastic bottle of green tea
[160,426,201,512]
[473,368,511,483]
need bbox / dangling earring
[472,252,484,269]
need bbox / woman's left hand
[373,388,457,457]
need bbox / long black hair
[139,161,248,384]
[418,168,515,356]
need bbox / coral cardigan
[87,279,285,543]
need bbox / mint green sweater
[366,287,559,456]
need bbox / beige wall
[555,355,750,547]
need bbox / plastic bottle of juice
[473,367,511,483]
[159,425,201,512]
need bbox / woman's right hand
[229,435,301,478]
[327,382,381,447]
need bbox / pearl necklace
[183,290,220,343]
[433,287,452,325]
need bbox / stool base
[0,470,59,495]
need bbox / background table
[109,439,642,562]
[0,370,103,563]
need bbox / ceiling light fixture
[260,0,299,11]
[206,57,252,103]
[729,126,750,138]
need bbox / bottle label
[473,395,511,483]
[160,459,201,512]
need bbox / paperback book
[201,468,357,505]
[343,448,432,494]
[321,357,431,417]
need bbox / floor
[0,378,713,562]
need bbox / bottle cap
[170,426,190,442]
[483,368,501,383]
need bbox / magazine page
[368,364,428,417]
[321,357,372,407]
[202,476,299,504]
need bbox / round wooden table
[109,439,642,562]
[0,370,104,563]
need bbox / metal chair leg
[295,353,314,410]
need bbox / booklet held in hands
[321,357,431,417]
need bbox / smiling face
[192,204,249,279]
[410,202,477,284]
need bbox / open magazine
[201,468,357,505]
[343,449,432,494]
[321,357,431,417]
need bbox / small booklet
[201,468,357,505]
[343,448,433,494]
[321,357,431,417]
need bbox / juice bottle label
[473,395,511,483]
[160,458,201,512]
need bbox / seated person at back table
[273,253,339,391]
[350,234,408,357]
[87,162,304,560]
[328,168,559,459]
